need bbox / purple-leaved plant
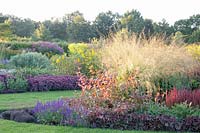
[28,75,81,91]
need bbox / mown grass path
[0,90,80,110]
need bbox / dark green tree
[153,19,174,36]
[143,19,154,38]
[43,19,67,40]
[188,29,200,43]
[10,17,35,37]
[120,10,144,34]
[93,11,120,38]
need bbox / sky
[0,0,199,25]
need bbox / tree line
[0,10,200,43]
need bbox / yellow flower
[61,55,65,60]
[56,58,60,64]
[77,58,80,63]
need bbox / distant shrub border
[0,74,80,94]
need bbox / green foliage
[14,67,56,77]
[188,29,200,43]
[51,54,78,75]
[43,20,67,40]
[10,18,35,37]
[153,72,191,92]
[147,102,200,119]
[0,41,32,50]
[9,52,51,69]
[153,19,174,36]
[0,82,5,91]
[143,19,154,38]
[120,10,144,34]
[32,24,53,41]
[66,22,94,43]
[7,75,28,91]
[36,111,63,125]
[93,11,119,38]
[68,43,101,76]
[0,45,22,59]
[0,21,13,41]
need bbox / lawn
[0,90,80,110]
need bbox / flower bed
[30,98,200,132]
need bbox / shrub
[0,45,22,59]
[0,82,5,91]
[9,41,32,50]
[9,52,51,69]
[14,67,56,77]
[186,44,200,62]
[68,43,101,76]
[166,88,200,107]
[51,54,78,75]
[33,99,88,126]
[147,102,200,119]
[28,75,81,91]
[78,70,149,109]
[0,74,28,91]
[0,41,32,50]
[7,74,28,91]
[32,41,64,56]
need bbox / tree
[63,11,85,24]
[93,11,120,38]
[188,29,200,43]
[10,17,35,37]
[153,19,174,36]
[0,13,8,23]
[0,20,13,40]
[143,19,154,38]
[32,24,52,41]
[120,10,144,34]
[66,22,94,42]
[43,19,67,40]
[64,11,95,42]
[174,19,193,35]
[189,14,200,31]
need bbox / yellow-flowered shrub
[51,54,78,75]
[186,44,200,62]
[68,43,101,76]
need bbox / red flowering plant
[166,88,200,107]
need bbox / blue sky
[0,0,199,24]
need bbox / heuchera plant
[28,75,81,91]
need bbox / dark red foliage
[28,75,81,91]
[166,88,200,107]
[87,108,200,132]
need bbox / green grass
[0,90,80,110]
[0,120,169,133]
